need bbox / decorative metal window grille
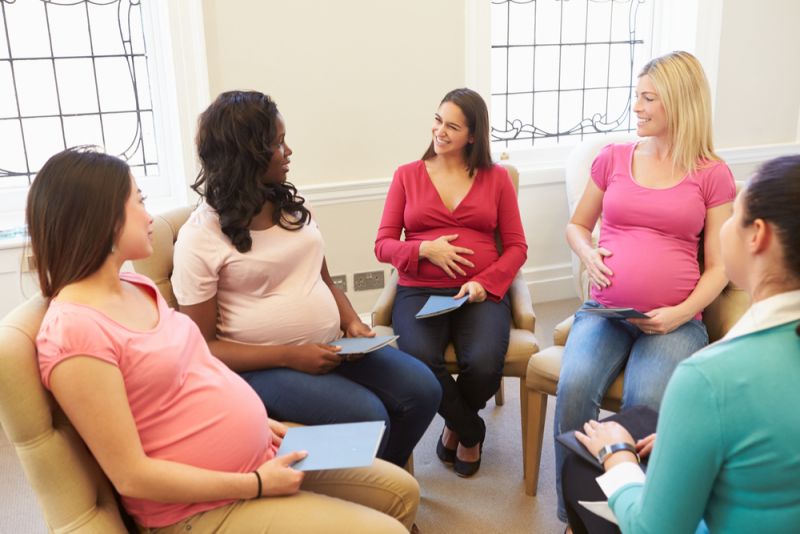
[0,0,157,192]
[491,0,654,148]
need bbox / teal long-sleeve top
[607,320,800,533]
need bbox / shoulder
[394,160,426,178]
[695,159,734,182]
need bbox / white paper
[578,500,618,525]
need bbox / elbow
[108,467,150,500]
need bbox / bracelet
[253,470,262,499]
[596,442,639,466]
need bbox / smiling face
[431,101,473,159]
[263,113,293,184]
[114,175,154,261]
[633,74,668,138]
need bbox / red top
[375,160,527,301]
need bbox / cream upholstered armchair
[0,206,193,533]
[522,136,751,496]
[370,164,541,481]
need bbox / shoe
[454,440,483,478]
[436,429,457,464]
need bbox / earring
[110,244,117,254]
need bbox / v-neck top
[375,160,527,300]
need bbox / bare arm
[566,179,614,289]
[50,357,306,502]
[321,258,374,338]
[179,297,341,374]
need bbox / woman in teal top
[574,154,800,533]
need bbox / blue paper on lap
[331,335,398,355]
[277,421,386,471]
[415,295,469,319]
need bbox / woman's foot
[436,426,458,464]
[454,440,483,477]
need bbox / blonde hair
[639,51,719,173]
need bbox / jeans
[553,300,708,520]
[240,345,441,467]
[391,285,511,447]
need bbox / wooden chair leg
[524,389,548,496]
[404,453,414,476]
[494,376,505,406]
[519,379,528,473]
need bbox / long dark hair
[742,155,800,335]
[193,91,310,253]
[421,88,493,176]
[26,147,131,298]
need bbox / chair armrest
[371,270,399,327]
[553,314,575,346]
[509,270,535,333]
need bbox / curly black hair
[192,91,310,253]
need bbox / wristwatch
[596,442,639,465]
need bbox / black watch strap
[596,442,639,465]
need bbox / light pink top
[36,272,275,528]
[590,142,736,314]
[172,203,341,345]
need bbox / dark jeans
[240,344,441,467]
[391,285,510,447]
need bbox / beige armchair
[522,137,750,496]
[0,296,131,533]
[370,164,541,481]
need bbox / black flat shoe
[436,430,457,464]
[454,441,483,478]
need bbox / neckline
[628,141,690,191]
[52,275,164,334]
[421,160,479,214]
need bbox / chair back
[0,296,129,533]
[131,206,193,308]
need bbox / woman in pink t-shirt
[553,51,736,523]
[28,148,418,533]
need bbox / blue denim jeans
[391,285,511,447]
[239,345,441,467]
[553,300,708,520]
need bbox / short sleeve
[699,161,736,209]
[36,309,121,389]
[172,221,226,306]
[590,143,616,191]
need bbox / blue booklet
[582,307,648,320]
[331,335,398,355]
[277,421,386,471]
[415,295,469,319]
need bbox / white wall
[3,0,799,317]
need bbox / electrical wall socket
[353,270,384,291]
[330,274,347,292]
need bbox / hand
[627,306,693,335]
[288,344,342,374]
[636,433,656,459]
[454,281,487,303]
[267,418,288,448]
[581,247,614,289]
[344,320,375,339]
[256,451,307,497]
[419,234,475,279]
[575,420,635,461]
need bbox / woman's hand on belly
[287,343,343,374]
[419,234,475,279]
[627,305,694,335]
[580,246,614,289]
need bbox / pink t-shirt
[374,161,527,300]
[172,203,341,345]
[590,142,735,314]
[36,272,276,528]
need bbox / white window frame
[0,0,208,241]
[466,0,724,173]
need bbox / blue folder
[277,421,386,471]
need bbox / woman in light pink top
[28,147,418,533]
[553,51,736,523]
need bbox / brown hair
[421,88,493,176]
[25,147,131,298]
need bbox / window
[0,0,193,234]
[490,0,655,150]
